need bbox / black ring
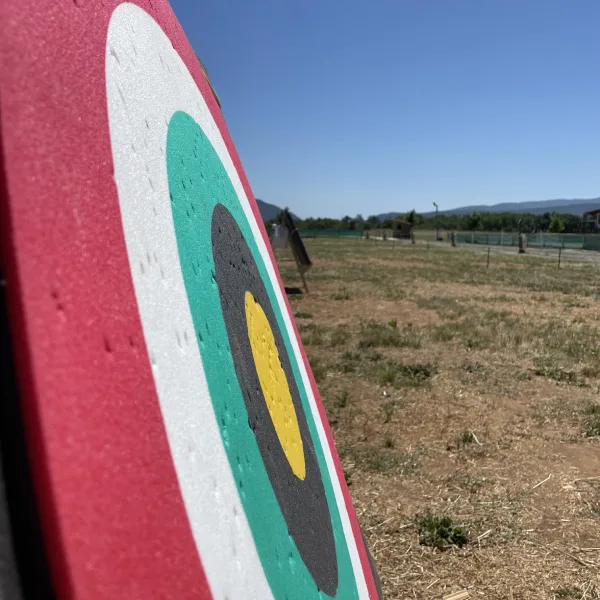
[211,203,338,595]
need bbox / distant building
[583,209,600,231]
[391,219,413,239]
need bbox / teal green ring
[166,110,359,599]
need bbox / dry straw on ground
[277,238,600,599]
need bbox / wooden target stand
[276,209,313,294]
[0,1,381,598]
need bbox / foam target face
[1,1,380,599]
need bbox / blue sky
[170,0,600,218]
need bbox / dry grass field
[276,238,600,599]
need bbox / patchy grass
[273,238,600,598]
[344,447,421,475]
[431,323,457,342]
[461,360,484,374]
[298,322,324,346]
[479,294,517,303]
[415,295,466,319]
[582,404,600,437]
[378,361,437,388]
[331,286,351,301]
[337,362,356,374]
[381,400,395,423]
[553,585,599,598]
[308,356,326,383]
[294,311,313,319]
[581,364,600,379]
[358,320,422,349]
[329,325,349,347]
[531,365,583,386]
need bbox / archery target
[0,0,380,598]
[107,4,368,597]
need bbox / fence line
[296,228,600,251]
[298,228,362,238]
[454,231,600,250]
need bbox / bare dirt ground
[276,238,600,599]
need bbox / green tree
[405,209,416,224]
[537,212,551,232]
[465,211,483,231]
[548,212,565,233]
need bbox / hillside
[378,198,600,220]
[256,198,299,222]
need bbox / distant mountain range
[257,197,600,223]
[378,198,600,220]
[256,198,300,222]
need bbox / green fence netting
[583,236,600,251]
[455,232,597,250]
[298,229,363,238]
[295,229,600,250]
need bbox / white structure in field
[271,224,289,249]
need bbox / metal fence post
[558,247,562,270]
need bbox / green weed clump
[334,391,351,408]
[379,362,437,388]
[381,400,395,423]
[456,430,475,449]
[416,513,468,550]
[531,366,582,386]
[582,404,600,437]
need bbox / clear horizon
[170,0,600,219]
[258,195,600,219]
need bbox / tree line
[272,209,591,234]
